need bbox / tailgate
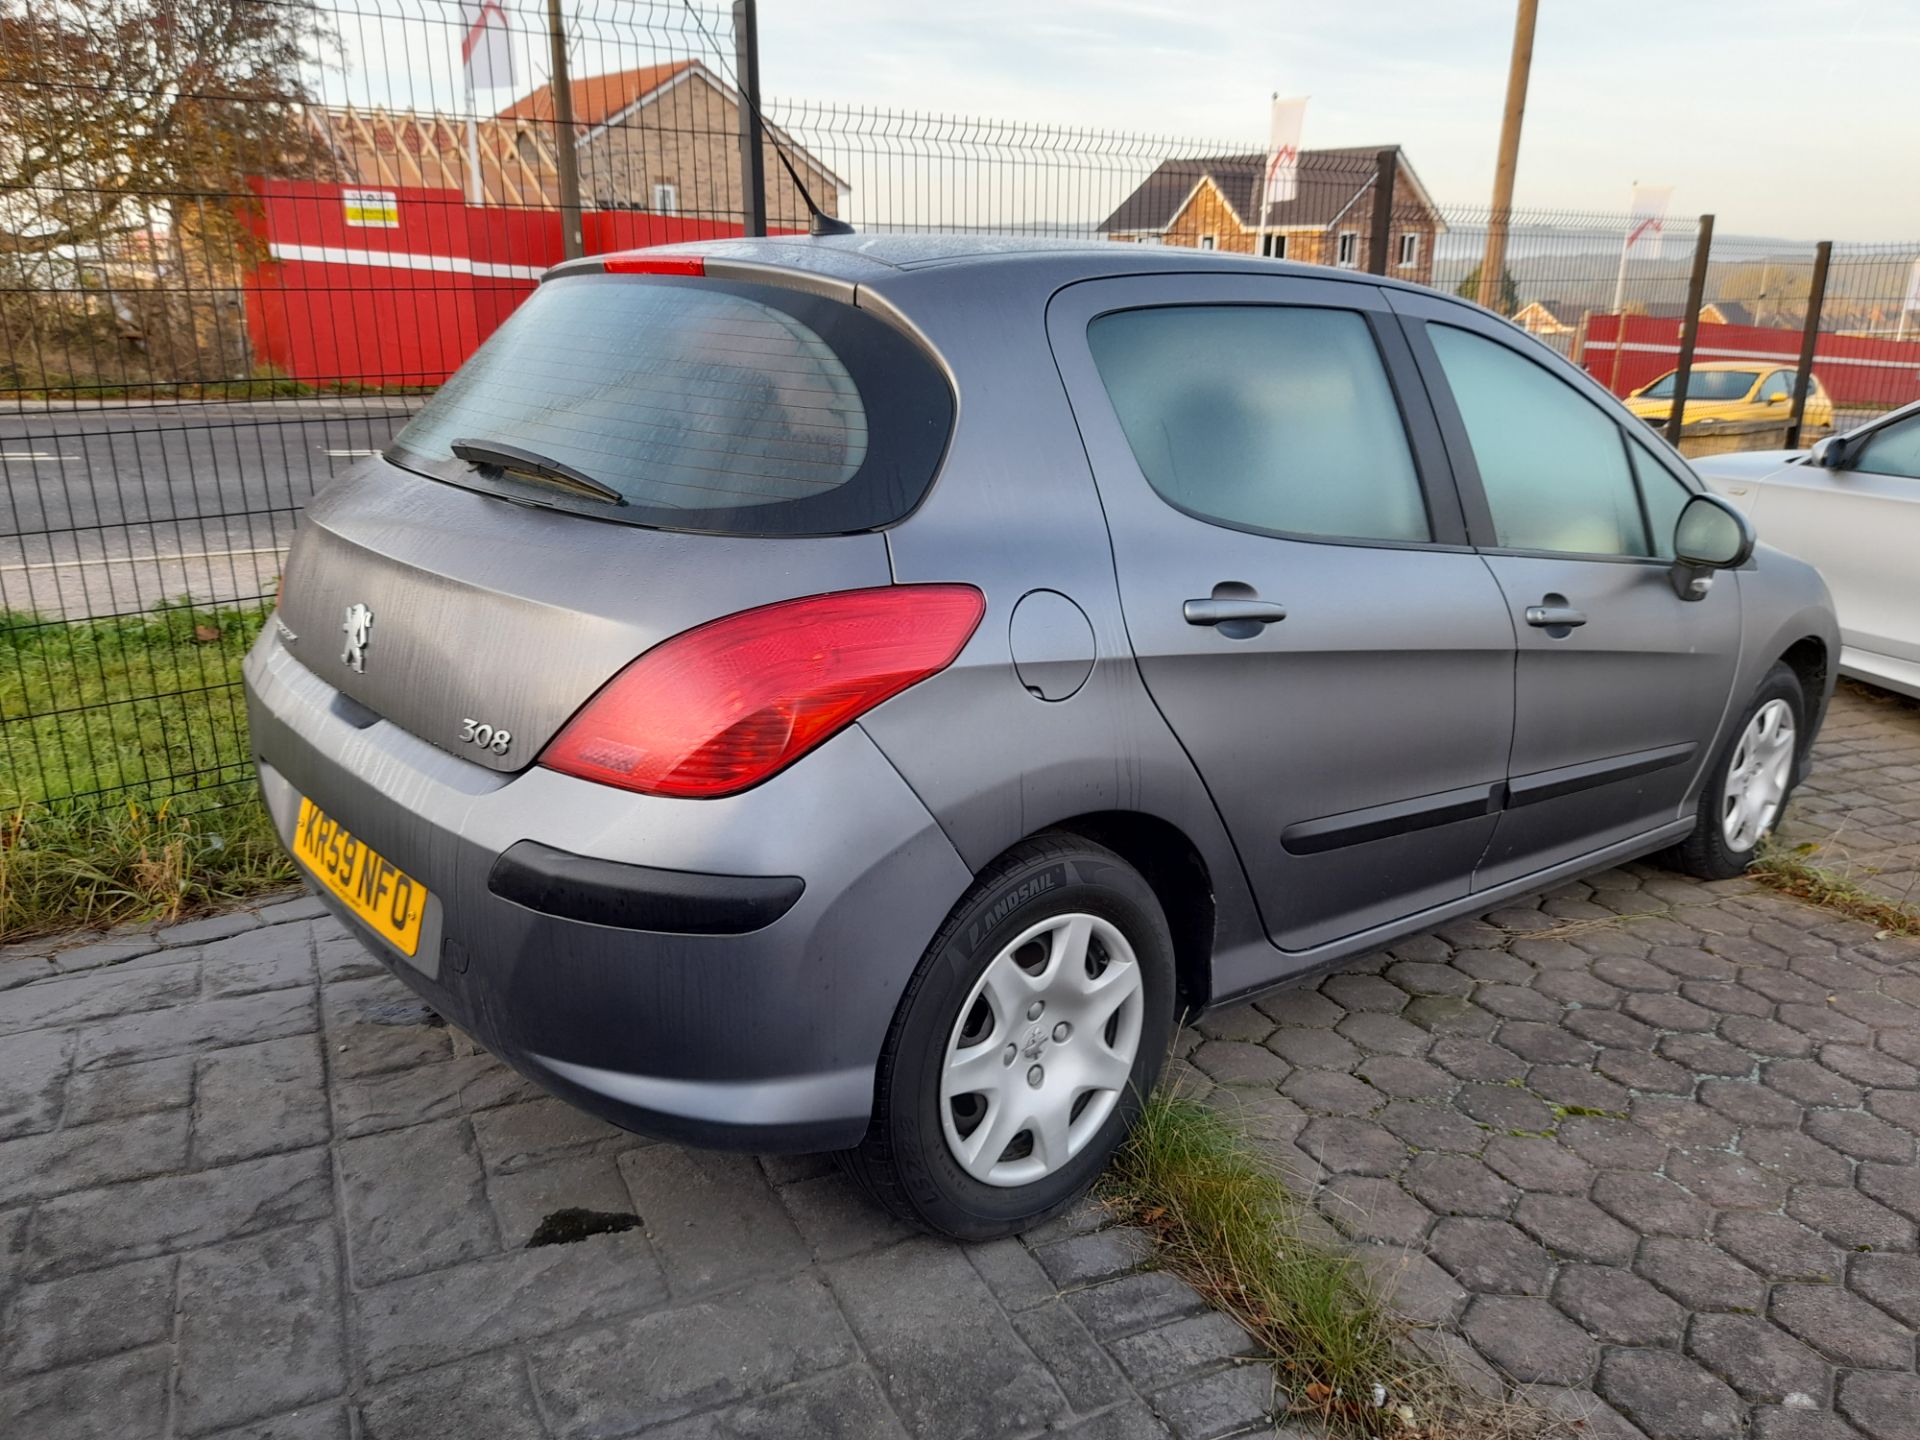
[276,459,894,773]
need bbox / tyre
[842,833,1177,1240]
[1659,661,1806,881]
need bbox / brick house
[1099,147,1442,285]
[498,60,846,226]
[1513,299,1581,340]
[312,61,845,226]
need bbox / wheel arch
[1776,632,1832,779]
[1778,633,1828,706]
[1027,810,1216,1018]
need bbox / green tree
[1455,263,1520,314]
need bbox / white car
[1695,401,1920,699]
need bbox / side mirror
[1766,390,1790,405]
[1808,434,1849,470]
[1670,493,1755,601]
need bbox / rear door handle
[1525,605,1588,628]
[1183,598,1287,628]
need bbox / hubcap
[1721,698,1796,851]
[940,912,1145,1187]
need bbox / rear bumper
[244,624,974,1152]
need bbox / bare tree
[0,0,335,388]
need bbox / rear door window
[387,275,952,536]
[1084,305,1431,544]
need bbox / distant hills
[1434,224,1920,331]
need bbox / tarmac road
[0,395,1894,622]
[0,398,419,620]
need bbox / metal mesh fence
[3,0,1916,814]
[0,0,744,811]
[1822,242,1920,423]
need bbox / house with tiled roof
[499,59,845,225]
[1513,298,1583,339]
[1100,147,1442,283]
[311,60,845,226]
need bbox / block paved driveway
[0,897,1270,1440]
[1782,682,1920,912]
[1180,682,1920,1440]
[2,684,1917,1440]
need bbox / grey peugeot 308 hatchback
[248,235,1838,1238]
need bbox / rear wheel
[1659,662,1805,880]
[842,834,1176,1239]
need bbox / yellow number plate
[293,796,428,956]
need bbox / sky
[744,0,1918,242]
[329,0,1920,243]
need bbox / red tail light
[540,586,985,798]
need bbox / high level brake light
[600,255,706,276]
[540,586,985,799]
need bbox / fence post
[1787,240,1832,449]
[1366,149,1397,276]
[1664,213,1715,445]
[733,0,768,237]
[546,0,584,258]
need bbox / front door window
[1426,323,1652,556]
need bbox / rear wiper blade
[450,438,625,505]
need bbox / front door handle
[1525,604,1588,629]
[1184,598,1287,628]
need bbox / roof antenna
[678,1,853,236]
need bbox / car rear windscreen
[386,273,953,536]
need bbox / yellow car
[1624,361,1834,433]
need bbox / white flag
[461,0,516,92]
[1263,96,1309,207]
[1625,184,1673,261]
[1902,257,1920,317]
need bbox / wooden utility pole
[1476,0,1539,314]
[1366,149,1398,276]
[548,0,584,259]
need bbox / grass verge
[2,600,297,942]
[1,799,295,943]
[1105,1089,1556,1439]
[1749,841,1920,939]
[2,601,272,807]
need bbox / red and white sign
[461,0,515,91]
[341,189,399,229]
[1263,96,1309,207]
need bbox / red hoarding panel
[243,179,754,387]
[1583,315,1920,408]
